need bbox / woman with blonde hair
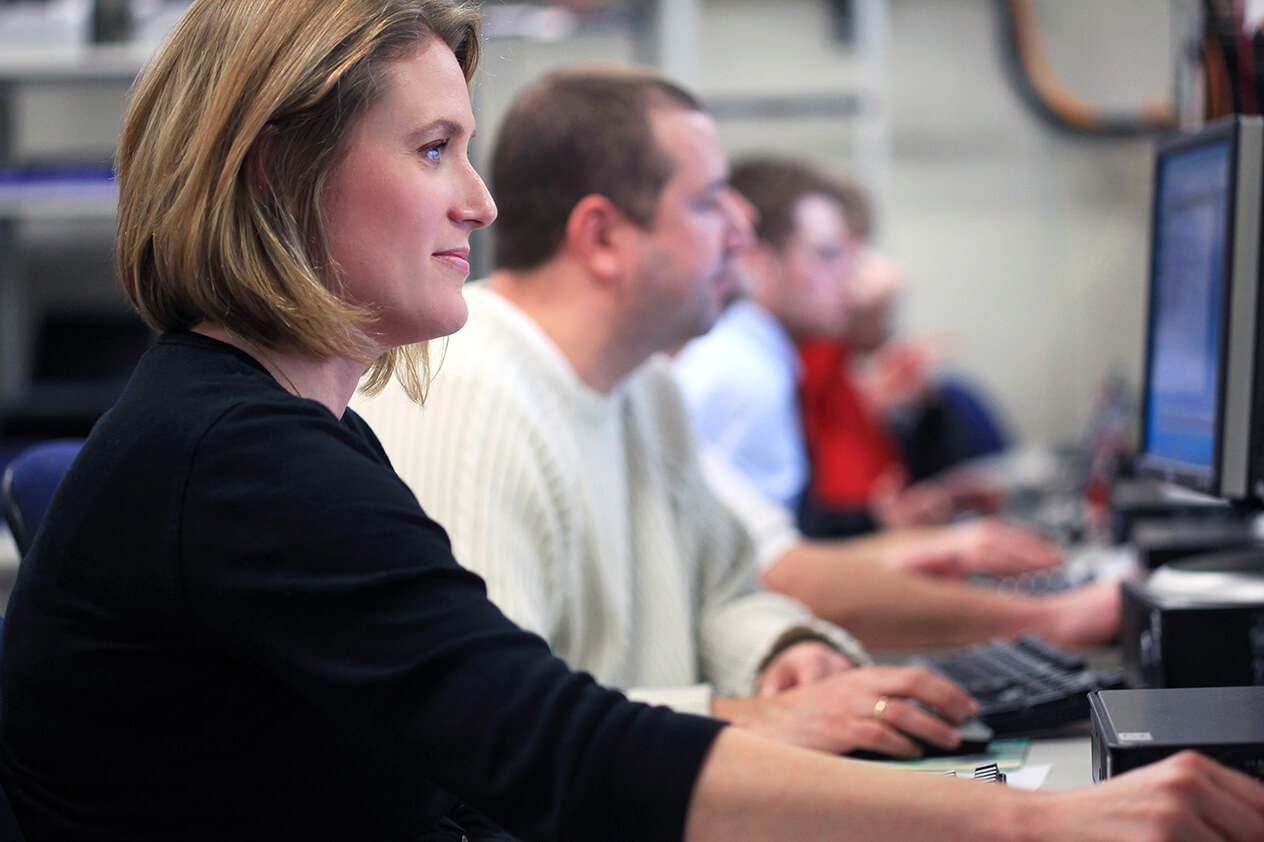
[0,1,1261,840]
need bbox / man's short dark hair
[730,156,872,250]
[491,64,704,270]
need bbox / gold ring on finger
[873,695,889,720]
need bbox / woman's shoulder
[109,332,397,505]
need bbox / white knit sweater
[352,283,868,715]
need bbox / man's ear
[245,125,279,198]
[564,194,631,283]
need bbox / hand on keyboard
[1038,578,1123,648]
[890,517,1064,580]
[989,543,1140,595]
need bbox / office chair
[937,377,1010,459]
[895,376,1011,482]
[1,439,84,558]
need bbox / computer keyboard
[986,543,1140,596]
[909,634,1127,735]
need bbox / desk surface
[1030,650,1114,788]
[1027,735,1095,789]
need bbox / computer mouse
[917,714,995,758]
[849,708,995,760]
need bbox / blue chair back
[937,378,1009,460]
[1,439,85,558]
[0,441,84,841]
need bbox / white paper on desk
[1005,764,1051,790]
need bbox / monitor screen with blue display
[1138,115,1264,503]
[1142,140,1229,476]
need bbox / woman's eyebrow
[408,118,468,143]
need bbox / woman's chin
[406,304,470,345]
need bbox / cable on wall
[995,0,1178,137]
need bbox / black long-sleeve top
[0,331,723,841]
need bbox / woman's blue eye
[423,141,448,163]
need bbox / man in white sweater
[355,65,982,758]
[361,63,1122,651]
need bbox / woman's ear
[245,125,279,197]
[564,194,630,284]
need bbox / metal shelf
[0,43,151,83]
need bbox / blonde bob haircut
[115,0,481,401]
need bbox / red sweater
[798,339,902,507]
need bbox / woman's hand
[717,666,978,758]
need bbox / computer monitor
[1137,114,1264,506]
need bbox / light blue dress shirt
[674,300,808,511]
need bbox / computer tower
[1090,687,1264,782]
[1119,548,1264,689]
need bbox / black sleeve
[179,401,723,842]
[796,491,879,539]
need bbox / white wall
[2,0,1186,451]
[475,0,1181,447]
[881,0,1177,446]
[694,0,1178,447]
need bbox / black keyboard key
[908,635,1122,736]
[1014,633,1087,670]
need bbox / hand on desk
[715,665,977,758]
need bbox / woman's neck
[192,322,368,418]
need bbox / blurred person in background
[796,187,1010,541]
[674,155,1120,647]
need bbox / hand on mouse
[713,665,978,758]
